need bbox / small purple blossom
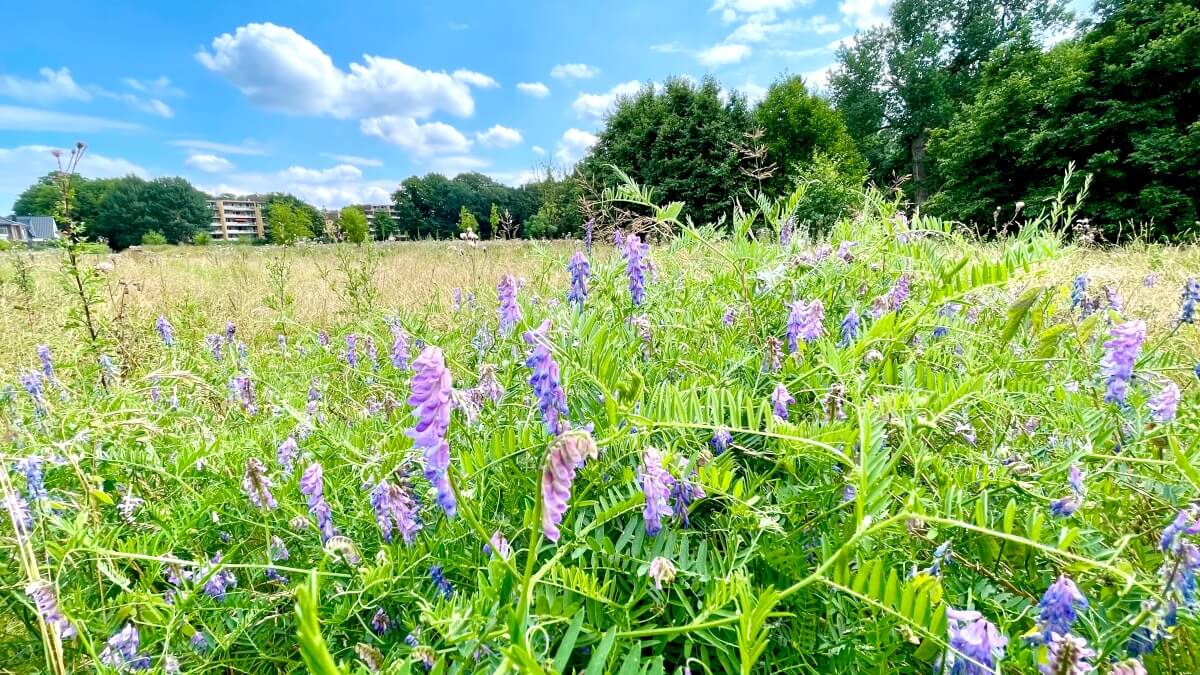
[567,251,590,308]
[1037,576,1088,641]
[485,530,513,558]
[1100,320,1146,404]
[205,335,223,360]
[1070,276,1087,311]
[711,428,732,454]
[943,609,1007,675]
[371,478,422,544]
[224,321,237,344]
[406,347,456,517]
[786,299,825,353]
[100,623,150,671]
[300,462,336,543]
[372,608,392,635]
[199,552,238,600]
[20,371,46,414]
[524,320,568,436]
[497,274,522,336]
[388,320,410,370]
[1148,382,1180,423]
[1050,496,1080,518]
[4,493,32,537]
[1040,633,1094,675]
[584,218,595,254]
[156,316,175,347]
[722,306,736,327]
[430,565,453,599]
[541,429,599,542]
[15,455,47,501]
[639,447,675,537]
[1180,278,1198,324]
[25,581,75,638]
[190,631,210,653]
[780,215,795,246]
[242,457,277,510]
[771,382,795,420]
[345,334,359,368]
[277,436,298,476]
[623,234,650,306]
[229,375,257,415]
[36,344,55,382]
[839,308,860,347]
[836,240,857,262]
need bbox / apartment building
[359,204,401,226]
[207,198,265,240]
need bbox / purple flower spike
[1100,320,1146,404]
[242,458,277,510]
[156,316,175,347]
[200,552,238,600]
[16,456,47,502]
[100,623,150,671]
[1179,277,1198,324]
[371,478,422,545]
[407,347,457,518]
[639,447,676,537]
[942,609,1007,675]
[711,428,733,454]
[839,308,860,347]
[497,274,522,337]
[388,319,410,370]
[300,462,336,542]
[36,345,55,382]
[524,320,568,436]
[345,334,359,368]
[372,608,392,635]
[786,299,825,353]
[25,581,75,639]
[623,234,650,306]
[1037,575,1088,641]
[541,429,599,543]
[567,251,590,308]
[229,375,257,415]
[1041,633,1095,675]
[771,383,795,420]
[1148,382,1180,423]
[277,436,298,476]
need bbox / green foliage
[267,201,314,245]
[457,205,479,236]
[337,206,369,244]
[755,75,866,194]
[579,76,756,227]
[790,151,867,232]
[392,172,540,239]
[525,166,583,238]
[372,209,397,241]
[927,0,1200,238]
[140,230,168,246]
[192,231,212,246]
[89,176,210,249]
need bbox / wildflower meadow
[3,175,1200,674]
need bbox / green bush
[192,231,212,246]
[791,152,866,232]
[141,230,168,246]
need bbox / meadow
[2,183,1200,674]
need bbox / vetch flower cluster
[242,457,277,510]
[1050,465,1086,518]
[771,382,795,420]
[541,428,599,542]
[156,315,175,347]
[1180,277,1198,324]
[497,274,522,336]
[407,346,456,517]
[567,251,590,308]
[300,462,336,543]
[25,581,75,638]
[786,299,825,353]
[623,233,651,306]
[942,608,1007,675]
[371,477,422,545]
[1099,320,1146,404]
[524,320,568,436]
[639,447,675,536]
[1147,381,1180,423]
[648,556,677,589]
[100,623,150,670]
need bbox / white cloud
[0,67,92,104]
[488,168,543,187]
[320,152,382,167]
[573,80,642,121]
[453,69,499,88]
[696,43,752,67]
[279,164,363,182]
[650,42,688,54]
[726,15,841,43]
[104,93,173,118]
[196,162,393,208]
[476,125,523,148]
[550,63,600,80]
[531,145,546,156]
[1,144,146,212]
[802,63,835,90]
[737,80,769,104]
[555,128,597,165]
[710,0,812,21]
[516,81,550,98]
[838,0,891,30]
[185,153,234,173]
[0,105,141,132]
[170,139,268,156]
[122,76,186,98]
[196,22,492,119]
[721,8,738,22]
[359,116,473,156]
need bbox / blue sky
[0,0,896,212]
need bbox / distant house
[1,215,58,243]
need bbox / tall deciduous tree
[755,75,866,194]
[267,201,313,245]
[372,209,397,240]
[91,176,208,249]
[338,206,370,244]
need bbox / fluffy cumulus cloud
[0,105,140,132]
[196,22,492,120]
[531,145,546,156]
[550,63,600,80]
[1,144,146,212]
[320,152,382,167]
[736,80,769,104]
[170,139,268,156]
[185,153,234,173]
[555,128,598,165]
[711,0,812,22]
[359,116,473,156]
[0,67,92,103]
[726,14,840,42]
[197,163,394,209]
[475,125,523,148]
[802,63,835,89]
[696,43,752,67]
[516,81,550,98]
[573,80,642,121]
[839,0,891,29]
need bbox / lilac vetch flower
[786,299,825,353]
[1070,276,1087,310]
[388,321,410,370]
[345,334,359,368]
[839,308,861,347]
[1040,633,1095,675]
[430,565,453,599]
[365,336,379,371]
[584,218,595,254]
[764,337,783,373]
[25,581,75,638]
[1037,576,1088,641]
[229,375,257,414]
[20,371,46,414]
[711,428,733,454]
[541,429,599,542]
[372,608,392,635]
[475,364,504,403]
[771,383,795,420]
[1104,284,1124,312]
[99,354,117,382]
[1067,465,1085,496]
[100,623,151,670]
[955,419,977,445]
[1148,382,1180,423]
[224,321,237,344]
[1100,320,1146,404]
[1050,496,1080,518]
[155,315,175,347]
[943,609,1007,675]
[242,458,277,510]
[623,234,650,306]
[780,215,795,246]
[200,552,238,600]
[1180,278,1198,324]
[836,240,857,262]
[317,330,330,347]
[1160,510,1200,554]
[277,334,287,353]
[277,436,298,476]
[639,447,675,536]
[269,535,289,562]
[4,493,32,537]
[524,320,568,436]
[371,479,422,544]
[613,229,625,248]
[15,456,47,501]
[497,274,522,336]
[190,631,210,653]
[36,345,55,382]
[406,347,456,518]
[485,530,512,558]
[300,462,337,543]
[722,306,736,327]
[648,556,677,590]
[1111,658,1147,675]
[204,335,223,360]
[671,462,705,527]
[452,288,463,311]
[567,251,590,308]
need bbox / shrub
[141,230,168,246]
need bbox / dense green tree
[338,206,370,243]
[829,0,1071,200]
[927,0,1200,237]
[12,176,59,218]
[13,173,123,230]
[267,201,313,245]
[457,206,479,236]
[755,75,866,194]
[578,76,755,227]
[391,172,542,239]
[372,209,397,240]
[90,176,208,249]
[524,167,583,238]
[261,193,324,239]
